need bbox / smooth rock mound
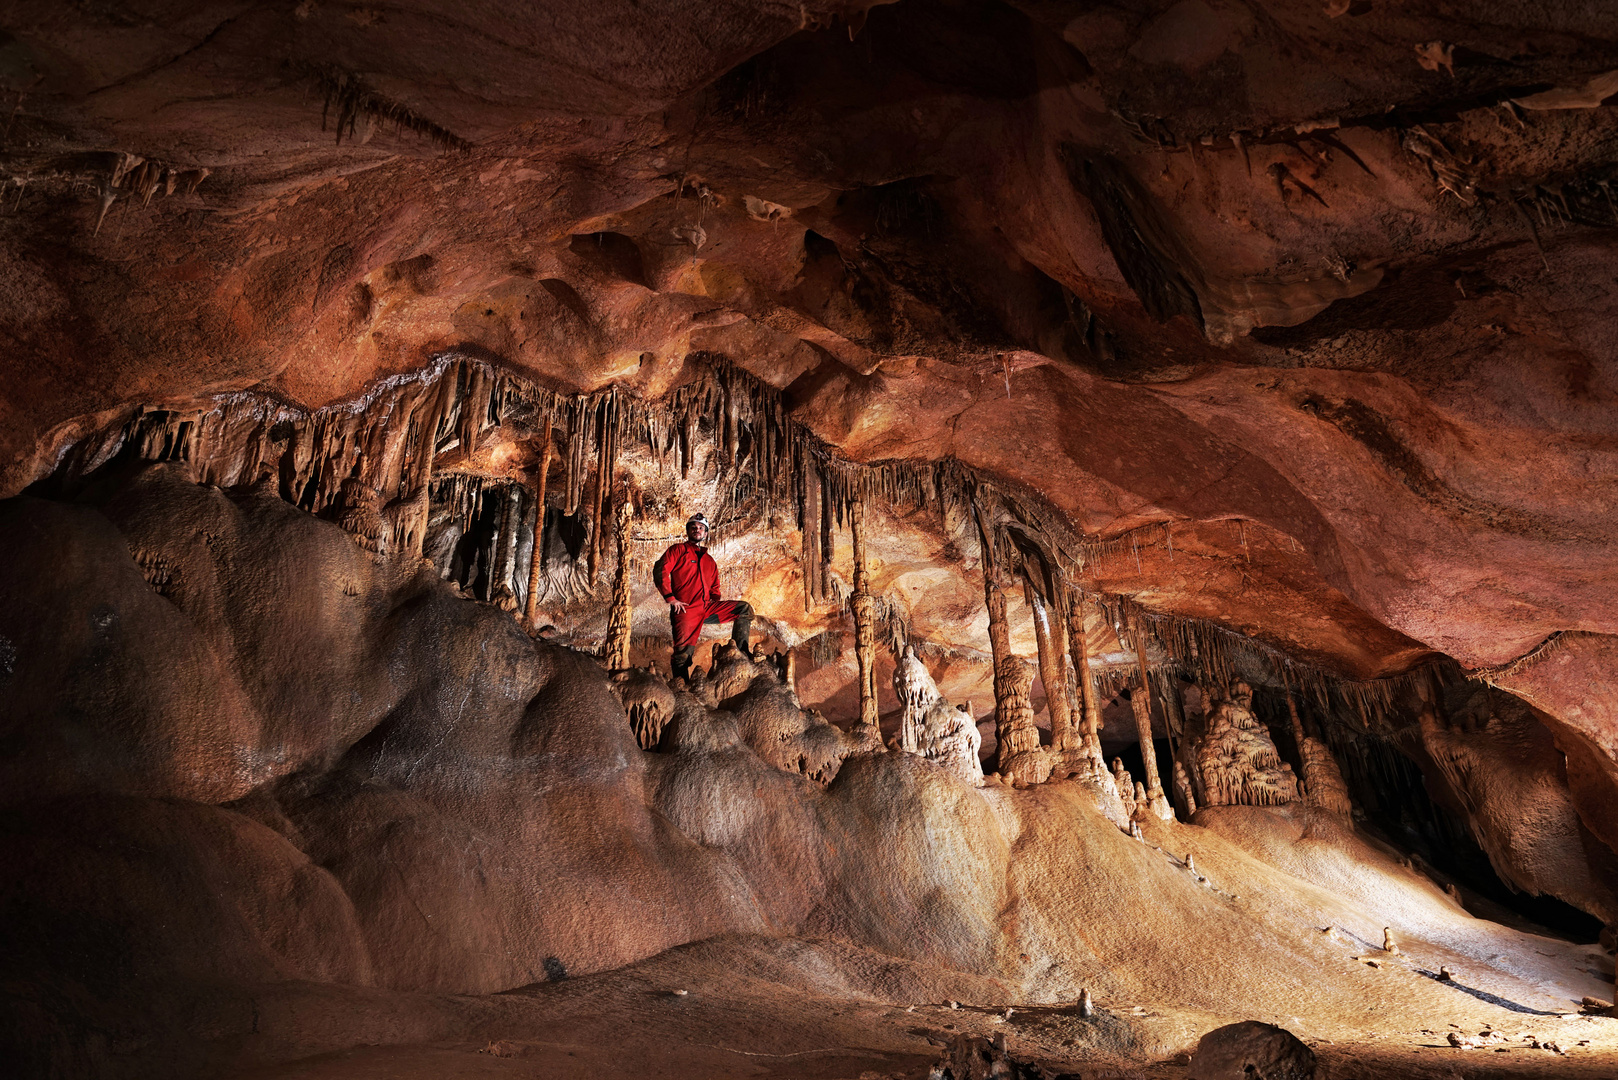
[1190,1021,1315,1080]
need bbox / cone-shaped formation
[1185,681,1301,809]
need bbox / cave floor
[218,934,1618,1080]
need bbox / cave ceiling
[2,0,1617,690]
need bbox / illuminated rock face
[1186,681,1301,809]
[4,1,1618,1074]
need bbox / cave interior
[4,1,1618,1077]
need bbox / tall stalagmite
[1286,676,1353,816]
[603,491,635,671]
[1026,572,1076,752]
[1129,616,1173,820]
[974,496,1046,784]
[849,499,882,747]
[1067,590,1106,769]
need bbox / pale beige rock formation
[1187,682,1301,809]
[890,646,983,786]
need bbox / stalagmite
[1283,674,1354,816]
[973,493,1047,784]
[1186,681,1301,808]
[523,411,554,627]
[1112,757,1136,814]
[1383,928,1400,955]
[849,499,882,747]
[801,462,821,612]
[1173,758,1198,817]
[893,645,929,753]
[1025,572,1076,752]
[1128,615,1174,820]
[996,654,1048,784]
[587,391,619,586]
[603,491,634,671]
[490,486,519,609]
[891,646,983,784]
[1078,988,1093,1018]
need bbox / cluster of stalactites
[42,348,1432,775]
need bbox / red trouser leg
[669,599,752,647]
[670,601,712,648]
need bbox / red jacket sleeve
[654,546,676,601]
[705,551,720,601]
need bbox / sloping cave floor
[217,918,1618,1080]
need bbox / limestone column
[1281,673,1309,761]
[849,499,882,746]
[587,392,616,586]
[523,412,554,628]
[603,491,634,670]
[995,653,1043,779]
[1286,669,1353,815]
[974,495,1042,781]
[1129,613,1173,820]
[1026,574,1076,751]
[1067,590,1105,768]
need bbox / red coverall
[653,541,752,677]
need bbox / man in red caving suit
[653,513,753,684]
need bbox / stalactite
[37,347,1443,751]
[819,461,835,598]
[524,410,554,628]
[801,458,822,612]
[603,490,634,670]
[1281,677,1309,769]
[586,391,615,585]
[566,401,588,515]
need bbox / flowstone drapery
[891,646,983,786]
[1185,681,1301,809]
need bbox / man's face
[686,521,708,544]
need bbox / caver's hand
[669,599,687,614]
